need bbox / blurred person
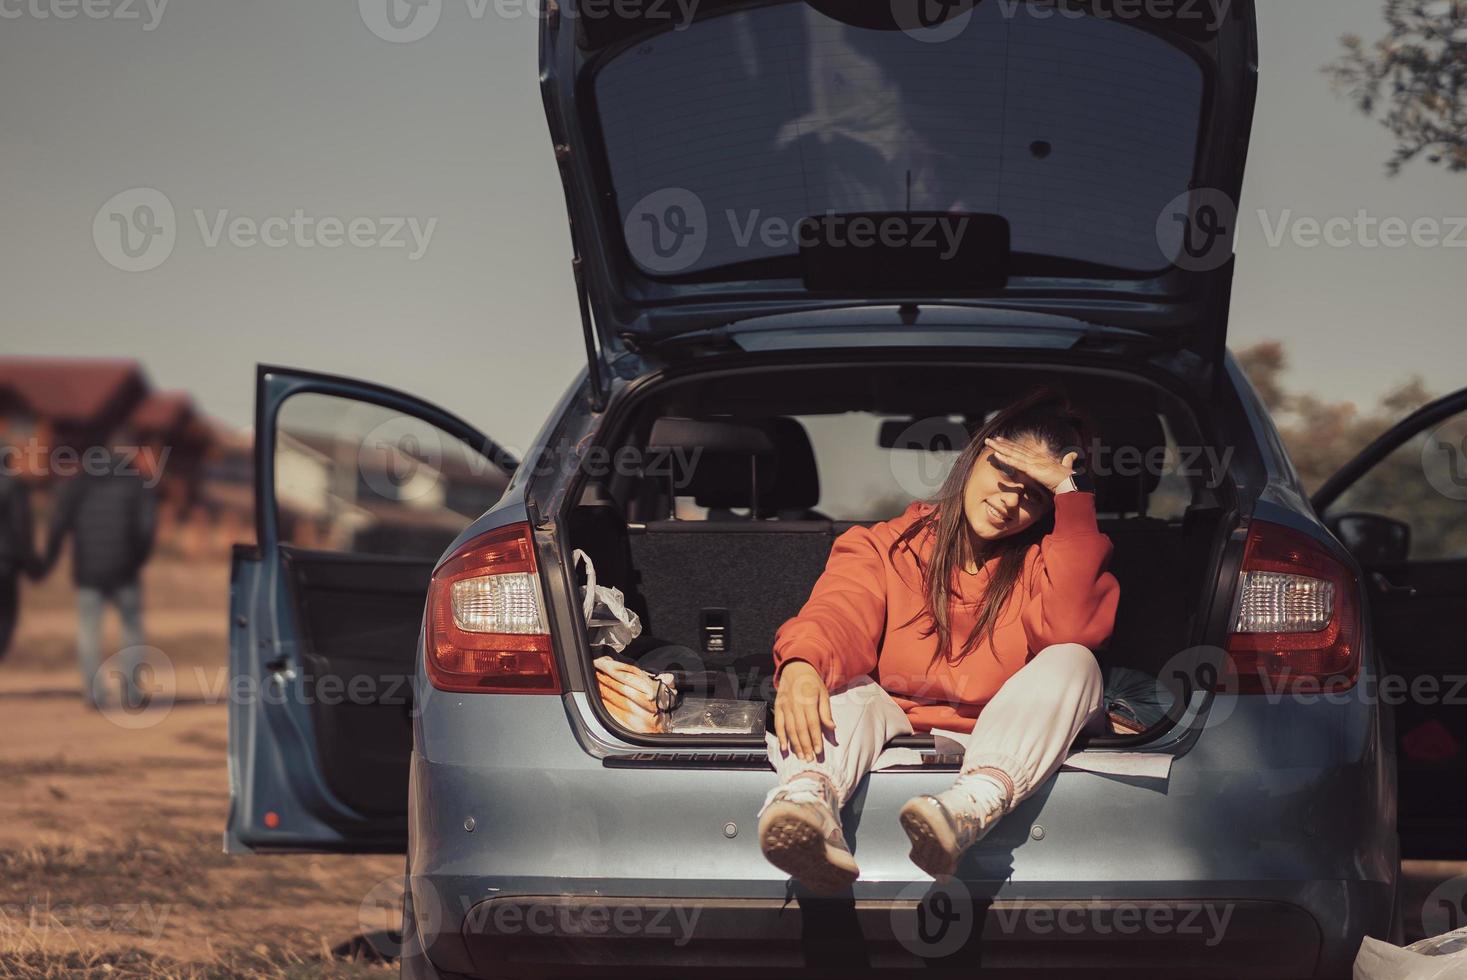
[0,458,41,659]
[39,428,158,709]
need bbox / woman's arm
[773,523,890,694]
[1020,491,1121,653]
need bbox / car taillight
[425,522,561,694]
[1223,519,1361,695]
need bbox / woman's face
[962,435,1056,543]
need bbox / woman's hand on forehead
[984,435,1078,494]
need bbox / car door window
[274,392,510,560]
[1323,407,1467,561]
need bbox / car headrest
[1091,414,1167,516]
[749,417,820,516]
[646,417,777,510]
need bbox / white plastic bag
[1355,926,1467,980]
[573,549,642,653]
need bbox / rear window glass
[670,411,1191,523]
[595,3,1205,277]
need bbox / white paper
[869,729,1173,781]
[1059,750,1173,780]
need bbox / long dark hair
[888,386,1093,667]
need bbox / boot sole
[898,798,961,879]
[758,806,858,895]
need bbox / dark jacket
[44,461,158,590]
[0,474,39,579]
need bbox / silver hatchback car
[225,2,1467,977]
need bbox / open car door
[1314,386,1467,858]
[226,366,515,853]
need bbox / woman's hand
[774,660,834,762]
[984,435,1080,493]
[595,657,664,733]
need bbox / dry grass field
[0,550,1461,977]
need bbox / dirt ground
[0,552,400,978]
[1,552,1463,978]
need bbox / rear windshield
[595,4,1205,277]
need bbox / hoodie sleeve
[772,523,889,693]
[1020,491,1121,655]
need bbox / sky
[2,0,1464,458]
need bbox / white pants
[765,643,1107,810]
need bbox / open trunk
[563,357,1238,750]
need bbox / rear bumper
[445,893,1325,979]
[409,694,1395,979]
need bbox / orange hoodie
[772,492,1120,734]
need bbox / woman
[758,387,1120,892]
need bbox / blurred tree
[1324,0,1467,174]
[1237,341,1467,560]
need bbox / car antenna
[901,169,920,327]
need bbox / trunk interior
[564,358,1236,749]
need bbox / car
[223,2,1467,977]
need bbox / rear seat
[572,412,1209,698]
[1089,415,1213,677]
[624,418,836,694]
